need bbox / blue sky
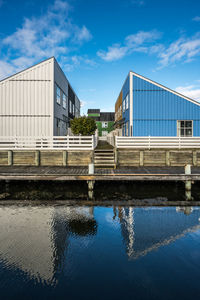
[0,0,200,114]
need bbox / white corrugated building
[0,57,80,136]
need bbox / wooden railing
[0,136,97,150]
[115,136,200,149]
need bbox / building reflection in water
[117,206,200,259]
[0,204,200,287]
[0,206,96,286]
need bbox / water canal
[0,204,200,299]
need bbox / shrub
[70,116,97,136]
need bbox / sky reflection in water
[0,205,200,300]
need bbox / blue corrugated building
[115,71,200,137]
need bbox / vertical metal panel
[122,74,130,136]
[131,75,200,136]
[53,59,80,136]
[0,58,54,136]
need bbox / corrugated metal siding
[53,59,81,135]
[115,90,122,122]
[0,58,54,136]
[133,120,177,136]
[75,95,80,118]
[54,60,69,136]
[132,75,200,136]
[122,74,130,99]
[122,74,130,136]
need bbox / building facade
[88,109,114,136]
[0,57,80,136]
[115,71,200,136]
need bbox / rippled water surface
[0,205,200,300]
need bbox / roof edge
[130,70,200,107]
[0,57,55,83]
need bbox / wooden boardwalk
[0,166,200,181]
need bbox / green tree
[70,116,97,136]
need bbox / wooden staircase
[94,149,115,168]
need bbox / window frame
[63,93,67,109]
[177,120,193,137]
[126,94,129,110]
[123,100,125,112]
[56,85,61,105]
[102,121,108,128]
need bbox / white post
[88,163,94,174]
[185,164,191,175]
[185,164,192,200]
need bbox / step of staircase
[94,148,115,168]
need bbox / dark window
[178,120,193,137]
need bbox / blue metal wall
[122,74,130,136]
[131,75,200,136]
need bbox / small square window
[102,122,108,128]
[178,120,193,137]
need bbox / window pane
[181,129,184,136]
[180,121,185,128]
[56,86,61,104]
[185,129,192,136]
[185,121,192,128]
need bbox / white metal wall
[0,58,54,136]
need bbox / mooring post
[88,163,94,175]
[185,164,192,201]
[88,163,95,199]
[87,180,95,200]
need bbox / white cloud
[97,30,161,61]
[158,34,200,67]
[73,26,92,43]
[0,0,92,79]
[0,60,15,79]
[193,16,200,22]
[131,0,145,6]
[97,44,127,61]
[176,85,200,101]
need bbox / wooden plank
[40,151,63,166]
[13,151,36,166]
[118,150,140,166]
[0,151,8,166]
[67,151,92,166]
[144,150,166,166]
[170,150,193,166]
[196,151,200,166]
[0,174,199,181]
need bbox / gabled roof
[100,112,115,121]
[0,57,54,83]
[130,70,200,107]
[88,109,100,114]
